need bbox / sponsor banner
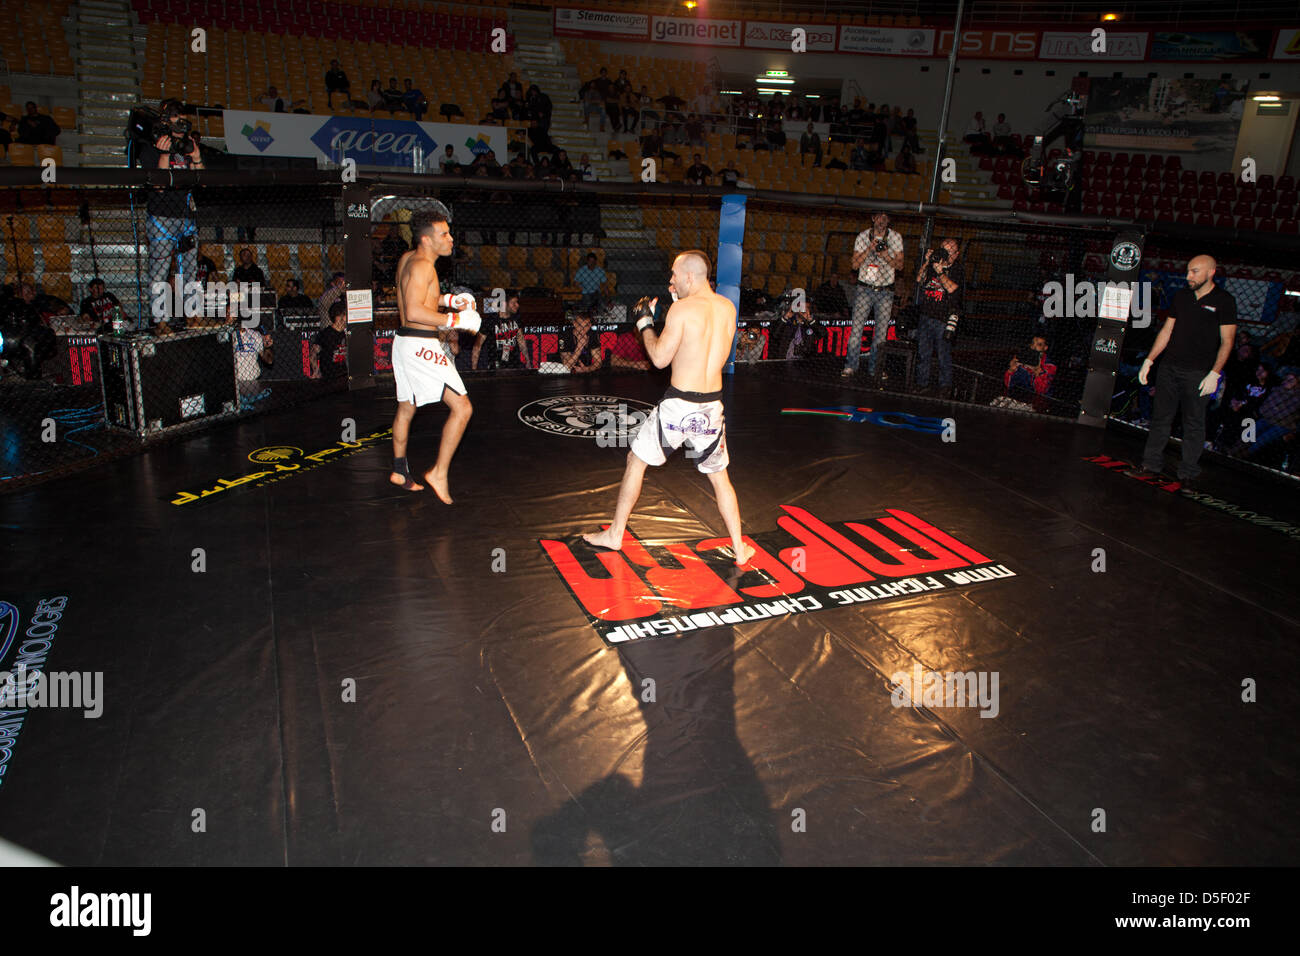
[518,395,653,441]
[781,406,950,436]
[222,110,514,168]
[935,29,1039,59]
[838,25,934,56]
[1084,455,1300,540]
[167,429,394,505]
[651,15,743,47]
[346,289,373,324]
[541,505,1015,645]
[1083,77,1248,168]
[0,594,71,790]
[1150,30,1273,61]
[554,6,648,40]
[1039,31,1149,61]
[743,20,837,51]
[1273,28,1300,59]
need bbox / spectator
[16,102,60,145]
[992,112,1016,154]
[402,79,427,122]
[895,142,919,174]
[381,78,405,114]
[799,122,822,166]
[844,211,904,380]
[640,125,664,160]
[78,277,121,331]
[311,300,349,380]
[869,109,889,158]
[574,253,607,313]
[580,75,606,132]
[684,113,706,147]
[850,137,872,171]
[636,85,658,131]
[774,298,826,362]
[813,272,850,318]
[317,272,347,326]
[440,144,459,174]
[483,94,510,124]
[903,114,923,154]
[1004,334,1058,406]
[765,112,786,150]
[366,80,385,113]
[735,321,765,364]
[227,296,273,400]
[141,98,202,328]
[498,72,523,118]
[325,60,350,110]
[965,111,991,152]
[578,152,596,182]
[507,152,530,178]
[472,290,528,370]
[195,250,220,286]
[717,160,742,188]
[913,238,964,397]
[604,71,622,135]
[891,106,906,135]
[280,278,314,311]
[685,153,712,186]
[560,312,603,373]
[232,248,267,287]
[619,85,639,134]
[1229,368,1299,463]
[553,149,575,180]
[1215,362,1272,449]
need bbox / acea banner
[222,110,515,168]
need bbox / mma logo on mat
[540,506,1016,645]
[518,395,653,440]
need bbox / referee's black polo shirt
[1165,284,1237,371]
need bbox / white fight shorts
[392,327,466,406]
[630,385,729,473]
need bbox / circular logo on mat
[517,395,653,440]
[1110,241,1141,272]
[248,446,303,464]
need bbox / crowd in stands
[0,102,62,155]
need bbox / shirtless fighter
[582,250,755,567]
[390,208,481,503]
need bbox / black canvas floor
[1,366,1296,865]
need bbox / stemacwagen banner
[553,6,648,41]
[542,505,1016,645]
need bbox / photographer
[1003,334,1057,409]
[141,98,203,330]
[736,321,765,364]
[913,237,963,397]
[774,295,825,362]
[843,211,903,380]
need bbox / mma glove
[440,292,477,311]
[633,296,659,332]
[445,308,481,334]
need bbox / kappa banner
[541,505,1016,645]
[1273,28,1300,59]
[743,20,836,51]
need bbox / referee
[1127,254,1237,492]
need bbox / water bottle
[111,304,126,335]
[412,143,424,173]
[943,312,959,343]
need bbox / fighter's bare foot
[582,527,624,551]
[734,541,756,567]
[390,472,424,491]
[424,468,453,504]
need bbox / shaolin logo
[541,505,1016,645]
[241,121,274,152]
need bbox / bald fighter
[582,250,755,567]
[1127,253,1237,493]
[390,208,480,503]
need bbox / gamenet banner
[838,25,935,56]
[1039,31,1149,61]
[742,20,837,51]
[222,111,514,168]
[651,15,743,47]
[554,6,648,41]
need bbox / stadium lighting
[1252,94,1281,101]
[1101,13,1120,20]
[755,77,795,85]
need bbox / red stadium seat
[1013,199,1028,212]
[1214,215,1234,230]
[1259,174,1275,190]
[1165,155,1181,170]
[1180,170,1197,186]
[1196,214,1214,227]
[1212,200,1232,216]
[1146,154,1163,168]
[1112,152,1129,166]
[1198,171,1216,186]
[1216,173,1235,189]
[1236,217,1256,232]
[1176,212,1194,225]
[1258,218,1278,232]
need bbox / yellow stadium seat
[506,247,528,269]
[6,144,35,166]
[772,252,794,274]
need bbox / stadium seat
[1258,218,1278,232]
[1236,217,1256,232]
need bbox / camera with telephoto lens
[931,246,949,266]
[874,237,888,253]
[155,115,195,160]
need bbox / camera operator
[141,98,203,331]
[735,320,765,364]
[913,237,963,397]
[843,211,903,380]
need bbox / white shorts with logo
[392,330,466,406]
[630,386,729,473]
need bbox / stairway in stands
[505,6,666,301]
[73,0,143,167]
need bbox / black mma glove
[633,296,659,332]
